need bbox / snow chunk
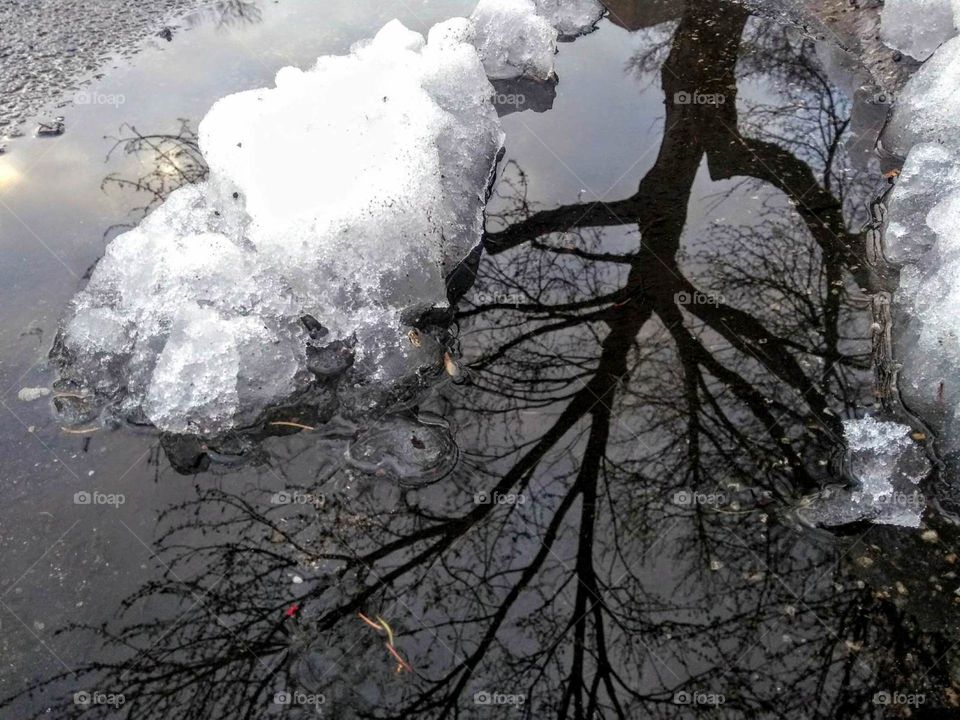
[842,417,929,527]
[844,417,927,499]
[17,387,50,402]
[880,0,957,61]
[893,181,960,453]
[55,20,504,435]
[471,0,558,81]
[883,35,960,156]
[878,4,960,468]
[883,143,960,265]
[808,418,929,528]
[534,0,605,38]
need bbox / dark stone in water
[36,117,65,137]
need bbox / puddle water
[2,0,959,717]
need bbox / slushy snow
[56,19,505,435]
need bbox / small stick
[357,612,384,631]
[268,421,316,431]
[386,643,413,673]
[61,426,99,434]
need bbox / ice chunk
[55,20,504,435]
[880,0,957,61]
[883,143,960,265]
[893,183,960,452]
[876,5,960,468]
[471,0,558,81]
[844,417,928,499]
[534,0,605,38]
[807,417,929,528]
[883,35,960,156]
[143,306,307,435]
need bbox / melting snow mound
[55,19,505,435]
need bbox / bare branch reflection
[8,2,960,719]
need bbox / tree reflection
[102,120,206,233]
[9,1,960,718]
[185,0,264,29]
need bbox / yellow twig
[376,615,395,647]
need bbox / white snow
[57,19,504,435]
[471,0,558,80]
[880,0,957,61]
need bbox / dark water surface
[2,1,960,718]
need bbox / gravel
[0,0,210,136]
